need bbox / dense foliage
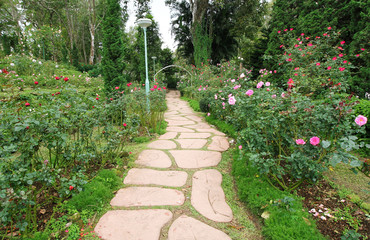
[101,0,126,92]
[0,55,167,236]
[263,0,369,98]
[178,29,368,191]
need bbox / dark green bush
[181,97,201,112]
[199,97,210,112]
[67,169,121,211]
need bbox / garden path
[95,90,233,239]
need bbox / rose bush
[177,28,368,191]
[0,63,167,234]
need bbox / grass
[205,115,237,139]
[181,97,201,112]
[324,163,370,210]
[232,152,325,240]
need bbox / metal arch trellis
[153,65,193,86]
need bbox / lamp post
[152,56,157,74]
[137,17,152,111]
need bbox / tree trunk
[88,0,96,65]
[189,0,209,25]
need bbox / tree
[169,0,193,63]
[101,0,126,92]
[160,48,176,88]
[263,0,369,94]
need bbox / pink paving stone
[178,132,211,139]
[124,168,188,187]
[208,136,230,152]
[95,209,172,240]
[168,215,231,240]
[175,139,207,149]
[169,150,221,168]
[166,127,195,133]
[166,116,189,121]
[196,128,226,136]
[135,150,172,168]
[191,169,233,222]
[110,187,185,207]
[147,140,177,149]
[185,115,203,122]
[159,132,178,140]
[186,123,212,129]
[167,120,196,126]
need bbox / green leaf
[330,153,342,166]
[349,160,362,168]
[322,140,331,149]
[14,126,24,132]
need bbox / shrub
[67,169,121,211]
[232,151,325,240]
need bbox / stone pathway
[95,90,233,240]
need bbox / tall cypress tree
[101,0,126,92]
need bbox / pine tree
[101,0,126,92]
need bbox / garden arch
[153,65,193,86]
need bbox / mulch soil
[296,180,369,239]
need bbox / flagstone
[185,115,203,122]
[95,209,172,240]
[135,150,172,168]
[196,128,226,136]
[159,132,178,140]
[168,215,231,240]
[124,168,188,187]
[170,150,222,168]
[110,187,185,207]
[147,140,177,149]
[186,123,212,129]
[166,116,189,121]
[167,120,196,126]
[175,139,207,149]
[178,132,212,139]
[191,169,233,222]
[208,136,230,152]
[166,127,195,132]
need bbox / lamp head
[137,18,152,28]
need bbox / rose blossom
[355,115,367,126]
[310,136,320,146]
[246,89,254,96]
[228,96,236,105]
[257,81,264,88]
[296,139,306,145]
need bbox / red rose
[55,76,60,80]
[25,102,30,106]
[34,81,38,85]
[64,77,69,82]
[69,186,74,191]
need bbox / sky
[125,0,177,51]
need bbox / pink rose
[296,139,306,145]
[246,89,254,96]
[228,96,236,105]
[257,81,264,88]
[265,82,271,87]
[355,115,367,126]
[310,137,320,146]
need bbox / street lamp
[137,17,152,111]
[152,56,157,80]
